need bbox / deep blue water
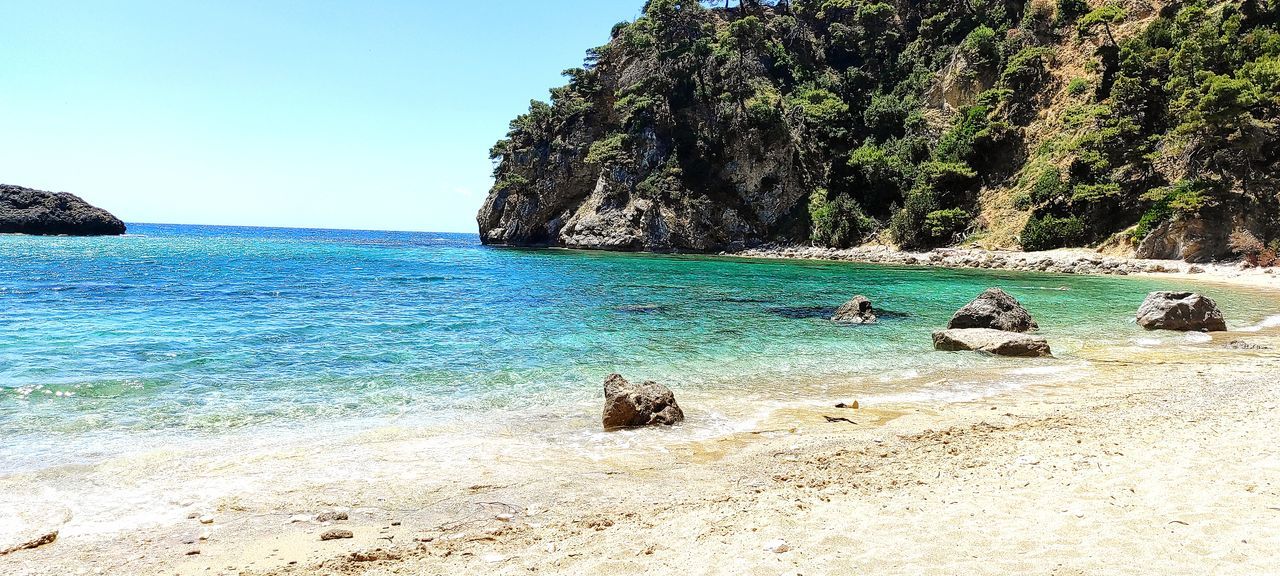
[2,223,1277,472]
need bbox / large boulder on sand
[1136,291,1227,332]
[948,288,1038,332]
[602,374,684,431]
[831,295,877,324]
[933,329,1053,357]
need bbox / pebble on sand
[198,515,215,524]
[315,511,349,522]
[764,539,790,553]
[320,529,354,541]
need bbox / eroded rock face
[1136,217,1236,263]
[948,288,1038,332]
[602,374,684,431]
[1,184,126,236]
[932,328,1052,357]
[1136,292,1227,332]
[831,295,877,324]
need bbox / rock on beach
[933,328,1053,357]
[602,374,684,431]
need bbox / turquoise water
[3,224,1278,473]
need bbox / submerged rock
[948,288,1038,333]
[933,328,1052,357]
[1136,292,1227,332]
[601,374,684,431]
[1,184,126,236]
[831,295,877,324]
[1225,339,1269,350]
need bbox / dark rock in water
[948,288,1038,333]
[602,374,684,431]
[1136,292,1227,332]
[768,305,834,320]
[933,329,1052,357]
[320,528,354,541]
[1,184,126,236]
[831,295,877,324]
[615,304,667,314]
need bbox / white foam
[1184,332,1213,344]
[1239,314,1280,333]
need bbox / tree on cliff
[479,0,1280,260]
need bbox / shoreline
[5,327,1279,574]
[730,244,1280,291]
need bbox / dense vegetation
[483,0,1280,259]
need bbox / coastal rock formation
[602,374,684,431]
[948,288,1038,333]
[1,184,126,236]
[1136,292,1227,332]
[932,329,1052,357]
[479,2,1280,258]
[831,295,876,324]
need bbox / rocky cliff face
[1,185,127,236]
[479,1,1280,259]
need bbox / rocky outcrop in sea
[1,184,126,236]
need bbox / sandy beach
[3,257,1278,576]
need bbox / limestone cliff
[479,1,1280,260]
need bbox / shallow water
[2,224,1279,477]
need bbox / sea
[2,223,1278,537]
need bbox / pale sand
[3,279,1279,575]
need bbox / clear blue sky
[0,1,644,232]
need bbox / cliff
[478,0,1280,261]
[0,184,127,236]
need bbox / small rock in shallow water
[1136,291,1227,332]
[1225,340,1270,350]
[831,295,877,324]
[948,288,1038,332]
[320,529,354,541]
[933,329,1052,357]
[602,374,684,430]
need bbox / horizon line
[125,222,480,235]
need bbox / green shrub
[923,208,970,241]
[960,26,999,69]
[1021,215,1086,250]
[585,133,627,167]
[809,189,877,248]
[1056,0,1089,24]
[1030,167,1066,205]
[1067,78,1089,96]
